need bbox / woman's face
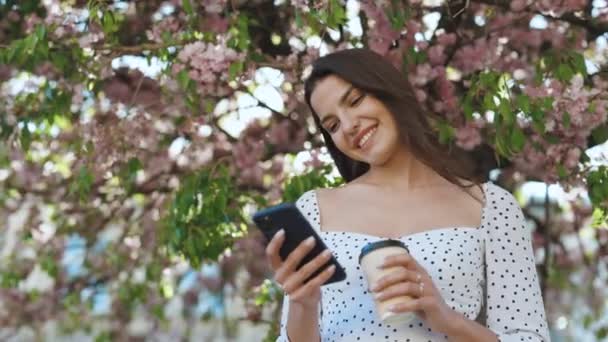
[309,75,402,166]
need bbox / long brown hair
[303,48,484,200]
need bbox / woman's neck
[354,149,449,192]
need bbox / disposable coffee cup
[359,239,416,325]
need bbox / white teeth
[358,127,377,148]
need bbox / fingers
[289,264,336,300]
[282,249,334,293]
[265,229,285,270]
[388,297,437,313]
[373,281,423,302]
[379,253,419,271]
[370,266,416,292]
[275,236,316,283]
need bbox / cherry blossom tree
[0,0,607,340]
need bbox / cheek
[331,135,349,151]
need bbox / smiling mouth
[357,125,377,149]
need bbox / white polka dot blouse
[277,181,550,342]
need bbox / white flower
[2,200,33,259]
[97,223,124,245]
[127,308,153,337]
[18,264,55,293]
[132,267,147,284]
[164,296,183,318]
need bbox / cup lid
[358,239,409,264]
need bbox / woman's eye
[327,122,338,133]
[351,93,365,106]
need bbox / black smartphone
[252,202,347,286]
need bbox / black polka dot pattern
[277,182,550,342]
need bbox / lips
[353,124,378,149]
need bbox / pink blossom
[510,0,528,12]
[360,1,400,55]
[303,149,325,169]
[437,33,457,46]
[410,63,437,87]
[146,16,181,43]
[415,89,427,103]
[201,15,229,33]
[174,41,242,96]
[565,148,581,169]
[201,0,227,14]
[452,38,490,75]
[266,120,307,153]
[24,14,42,33]
[7,10,20,22]
[454,121,483,150]
[427,45,446,66]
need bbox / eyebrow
[320,85,355,125]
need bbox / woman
[264,48,550,341]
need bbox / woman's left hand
[370,253,463,335]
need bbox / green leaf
[462,96,474,120]
[586,166,608,212]
[119,157,143,192]
[281,164,341,203]
[498,98,513,125]
[562,111,571,129]
[20,123,32,151]
[295,9,303,28]
[35,25,46,41]
[541,97,554,111]
[591,124,608,146]
[437,121,454,145]
[183,0,194,15]
[556,63,574,82]
[596,326,608,340]
[545,134,560,144]
[326,0,347,28]
[494,131,509,157]
[556,164,568,180]
[101,11,120,35]
[160,164,246,264]
[70,165,94,200]
[228,14,251,51]
[483,93,496,111]
[509,126,525,153]
[41,256,59,278]
[176,69,191,90]
[228,61,244,80]
[570,51,587,76]
[516,94,530,113]
[384,1,409,30]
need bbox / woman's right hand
[265,229,336,309]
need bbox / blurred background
[0,0,607,341]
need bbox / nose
[341,116,361,136]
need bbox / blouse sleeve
[276,190,323,341]
[482,184,551,342]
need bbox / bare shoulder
[314,185,345,206]
[441,179,487,225]
[458,179,486,205]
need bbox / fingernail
[387,304,397,312]
[305,236,315,245]
[322,249,332,257]
[373,292,382,300]
[276,229,285,237]
[370,283,378,292]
